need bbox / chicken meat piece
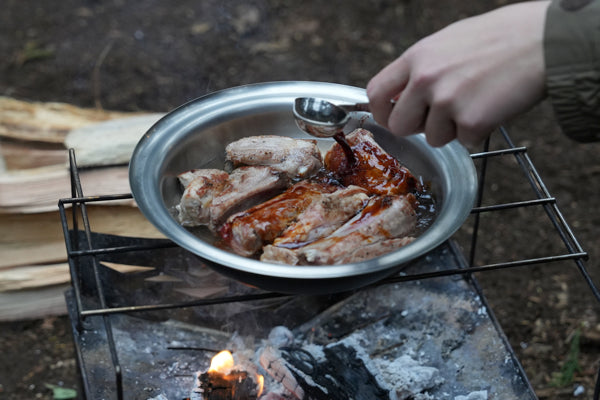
[208,166,289,230]
[299,194,417,265]
[271,185,369,248]
[335,236,415,264]
[260,245,300,265]
[219,180,339,257]
[263,194,417,265]
[225,135,323,179]
[176,169,230,226]
[177,169,225,188]
[324,128,420,196]
[263,233,415,265]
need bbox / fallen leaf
[44,384,77,400]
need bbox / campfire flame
[256,373,264,397]
[208,350,234,373]
[207,350,264,397]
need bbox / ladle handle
[339,103,370,113]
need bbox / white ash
[268,326,295,348]
[454,390,488,400]
[301,343,326,362]
[147,394,169,400]
[373,355,442,400]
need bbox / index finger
[366,56,410,127]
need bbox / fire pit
[59,126,598,399]
[63,237,534,399]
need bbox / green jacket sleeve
[544,0,600,142]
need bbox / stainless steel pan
[129,81,477,294]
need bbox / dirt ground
[1,0,599,399]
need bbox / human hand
[366,1,549,147]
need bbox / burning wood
[194,350,264,400]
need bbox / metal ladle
[293,97,370,138]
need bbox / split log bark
[0,139,67,170]
[0,284,70,321]
[0,165,133,213]
[0,96,138,143]
[0,263,70,291]
[64,113,163,167]
[0,261,170,321]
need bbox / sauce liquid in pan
[329,130,437,236]
[333,132,356,166]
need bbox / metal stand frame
[58,127,599,399]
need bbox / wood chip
[100,261,155,273]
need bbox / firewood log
[0,96,136,143]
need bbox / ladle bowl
[293,97,369,138]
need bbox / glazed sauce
[218,180,338,248]
[324,129,436,235]
[325,130,419,196]
[333,132,356,166]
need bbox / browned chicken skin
[176,169,230,227]
[208,166,289,230]
[272,185,369,248]
[262,194,417,265]
[219,180,339,257]
[325,128,420,196]
[225,135,323,179]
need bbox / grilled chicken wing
[219,180,339,257]
[208,166,289,230]
[324,128,420,196]
[225,135,323,179]
[176,166,289,230]
[271,185,369,248]
[262,194,417,265]
[176,169,229,226]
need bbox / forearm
[544,0,600,142]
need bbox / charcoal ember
[262,343,389,400]
[197,370,259,400]
[260,346,305,399]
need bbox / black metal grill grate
[58,127,600,400]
